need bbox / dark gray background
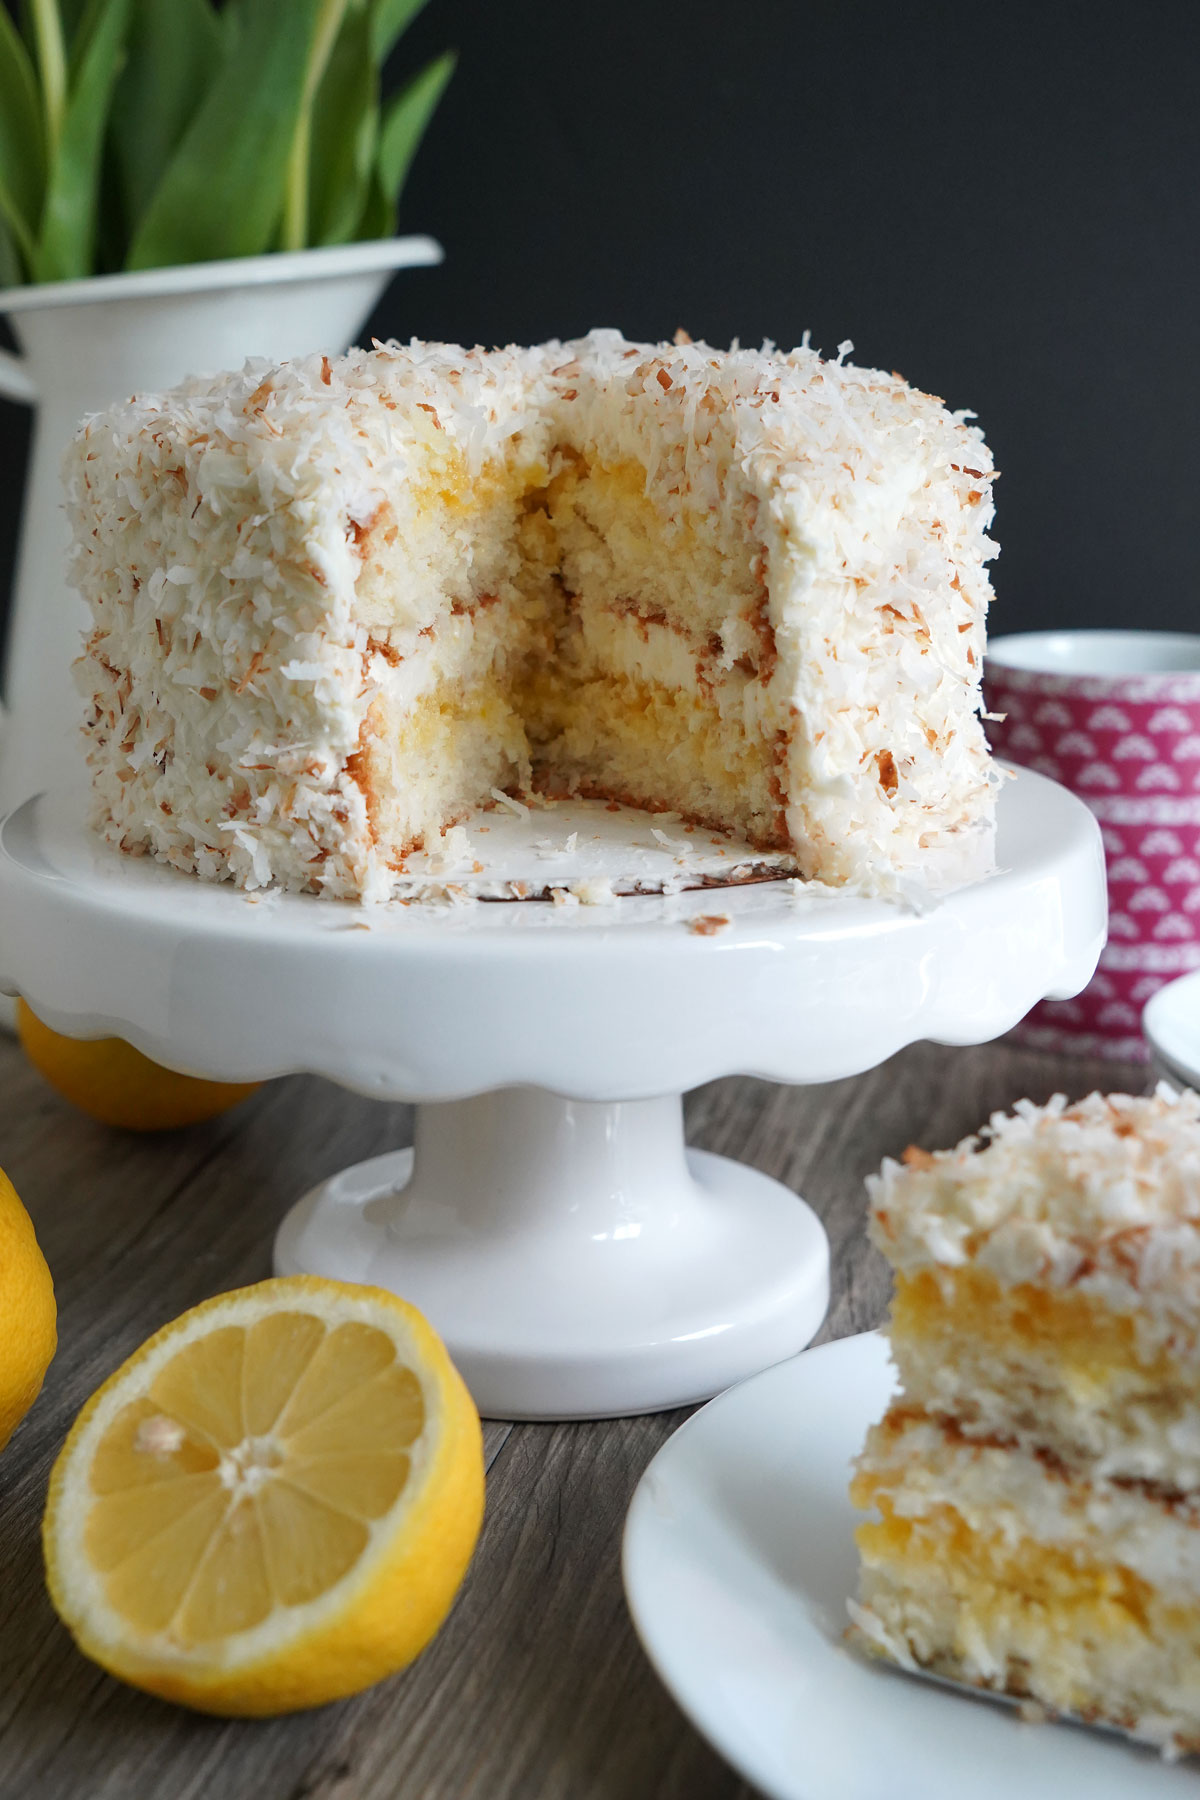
[2,0,1197,665]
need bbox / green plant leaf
[110,0,223,238]
[126,0,326,269]
[55,0,90,42]
[33,0,131,282]
[279,0,350,250]
[19,0,88,48]
[353,163,394,242]
[309,4,378,246]
[69,0,121,67]
[21,0,66,156]
[370,0,429,63]
[376,47,454,207]
[19,3,62,62]
[0,4,45,273]
[0,214,24,288]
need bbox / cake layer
[537,669,781,848]
[851,1407,1200,1753]
[547,453,765,653]
[536,593,784,847]
[890,1264,1200,1486]
[67,331,999,900]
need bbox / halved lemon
[43,1277,484,1715]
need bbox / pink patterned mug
[984,631,1200,1061]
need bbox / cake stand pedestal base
[274,1087,830,1420]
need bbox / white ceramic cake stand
[0,769,1105,1420]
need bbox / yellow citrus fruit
[16,1000,260,1131]
[0,1168,56,1451]
[43,1276,484,1715]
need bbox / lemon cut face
[44,1277,484,1715]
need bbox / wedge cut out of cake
[851,1087,1200,1757]
[64,329,999,902]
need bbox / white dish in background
[1144,971,1200,1094]
[986,629,1200,677]
[622,1333,1193,1800]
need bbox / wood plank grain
[0,1033,1151,1798]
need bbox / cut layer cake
[65,330,998,901]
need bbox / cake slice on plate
[851,1087,1200,1756]
[64,330,998,902]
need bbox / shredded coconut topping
[489,788,530,821]
[870,1086,1200,1341]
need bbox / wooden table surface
[0,1031,1147,1800]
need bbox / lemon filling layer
[856,1503,1169,1643]
[886,1266,1200,1483]
[891,1267,1166,1378]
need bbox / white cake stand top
[0,771,1106,1417]
[0,768,1105,1102]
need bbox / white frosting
[66,330,998,900]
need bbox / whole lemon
[0,1168,56,1450]
[17,1001,261,1132]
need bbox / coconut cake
[851,1087,1200,1757]
[65,329,999,901]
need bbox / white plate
[622,1333,1192,1800]
[1144,971,1200,1093]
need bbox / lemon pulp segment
[84,1313,423,1643]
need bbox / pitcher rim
[0,237,443,315]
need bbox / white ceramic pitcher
[0,236,442,812]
